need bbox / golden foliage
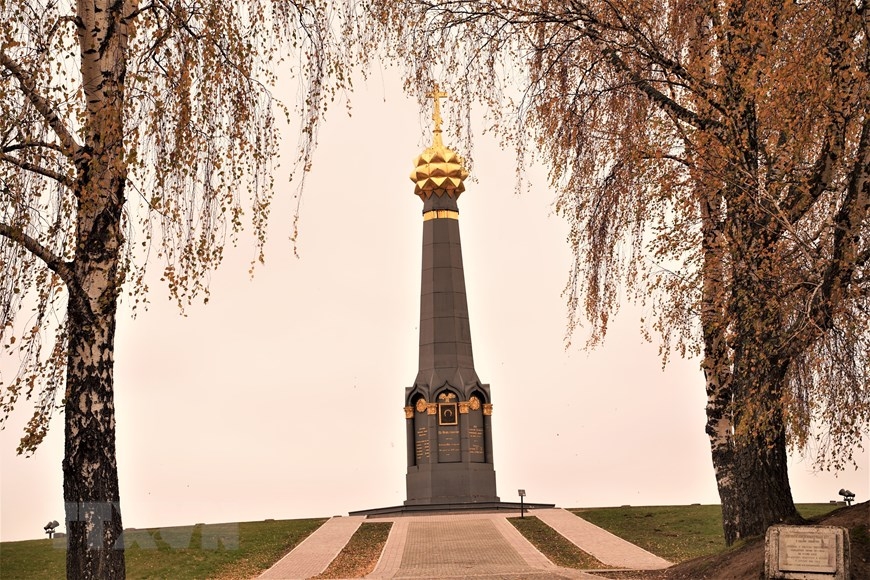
[0,0,365,453]
[368,0,869,471]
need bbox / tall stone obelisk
[404,86,499,505]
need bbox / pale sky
[1,72,867,542]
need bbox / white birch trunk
[63,0,130,577]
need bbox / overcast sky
[2,71,867,543]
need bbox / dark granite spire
[415,193,480,392]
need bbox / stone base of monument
[349,501,555,517]
[764,525,850,580]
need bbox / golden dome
[410,85,469,201]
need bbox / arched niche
[435,388,461,462]
[466,390,487,463]
[408,393,432,467]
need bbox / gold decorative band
[404,406,414,419]
[423,210,459,221]
[483,403,493,416]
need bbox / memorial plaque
[779,529,837,573]
[468,424,485,462]
[415,426,430,462]
[438,427,460,462]
[764,525,849,580]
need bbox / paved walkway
[368,513,594,579]
[534,509,670,570]
[259,516,366,579]
[258,509,671,579]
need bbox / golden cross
[427,83,448,135]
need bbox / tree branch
[0,223,73,284]
[805,115,870,334]
[0,152,75,189]
[3,141,65,154]
[0,223,94,323]
[781,118,849,229]
[603,47,722,132]
[0,51,81,160]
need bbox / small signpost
[518,489,526,519]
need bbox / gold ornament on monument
[410,84,469,200]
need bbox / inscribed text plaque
[764,525,849,580]
[778,529,837,573]
[437,427,460,462]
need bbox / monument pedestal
[405,462,499,505]
[350,500,555,517]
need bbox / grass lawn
[796,503,845,520]
[1,504,844,578]
[314,522,392,579]
[0,518,326,580]
[571,503,839,563]
[509,516,608,570]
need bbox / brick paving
[259,509,669,579]
[393,518,526,576]
[369,512,599,579]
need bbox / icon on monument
[439,403,458,425]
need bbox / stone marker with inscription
[765,525,850,580]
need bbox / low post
[518,489,526,519]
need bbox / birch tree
[370,0,870,544]
[1,0,359,577]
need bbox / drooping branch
[0,152,75,189]
[0,222,72,284]
[0,51,82,161]
[2,141,65,154]
[782,121,844,225]
[603,47,722,133]
[0,223,93,323]
[802,115,870,337]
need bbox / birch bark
[62,0,129,576]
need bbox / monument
[403,86,499,506]
[350,86,552,516]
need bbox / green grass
[314,522,392,579]
[796,503,844,520]
[509,516,608,570]
[0,537,66,579]
[571,503,839,563]
[0,518,326,580]
[1,504,844,578]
